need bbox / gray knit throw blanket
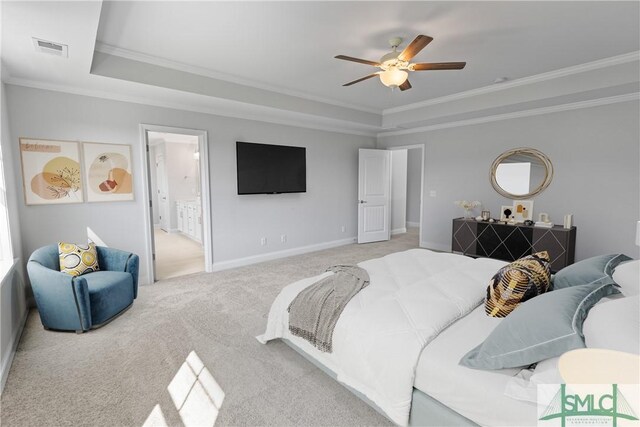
[287,265,370,353]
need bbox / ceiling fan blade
[399,80,412,91]
[342,73,381,86]
[398,35,433,61]
[412,62,466,71]
[334,55,380,67]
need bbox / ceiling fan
[335,35,466,91]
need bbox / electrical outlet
[260,237,267,246]
[340,225,346,233]
[280,234,287,243]
[429,190,437,197]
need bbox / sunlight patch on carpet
[143,351,225,427]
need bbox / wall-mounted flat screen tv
[236,141,306,195]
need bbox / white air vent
[32,37,68,57]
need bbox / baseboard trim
[420,241,451,252]
[391,228,407,235]
[212,237,357,272]
[140,272,152,287]
[179,231,203,244]
[0,308,28,394]
[406,221,420,228]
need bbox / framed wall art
[500,205,514,222]
[512,200,534,223]
[82,142,134,202]
[19,138,83,205]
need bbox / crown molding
[7,78,637,140]
[383,51,640,115]
[94,42,381,116]
[377,92,640,138]
[7,49,639,140]
[4,76,380,137]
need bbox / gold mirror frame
[490,148,553,199]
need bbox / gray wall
[5,85,376,285]
[390,149,407,233]
[406,147,422,225]
[0,82,28,391]
[378,101,640,260]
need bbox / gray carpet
[1,230,420,426]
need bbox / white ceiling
[96,1,640,110]
[1,1,638,136]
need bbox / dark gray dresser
[452,218,576,272]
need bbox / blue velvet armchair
[27,245,139,333]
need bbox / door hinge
[146,144,150,152]
[149,200,152,207]
[152,253,156,261]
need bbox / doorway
[141,125,212,282]
[388,145,425,247]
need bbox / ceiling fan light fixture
[380,51,400,65]
[379,68,408,88]
[335,34,464,91]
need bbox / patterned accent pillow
[485,251,551,317]
[58,242,100,276]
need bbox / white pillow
[613,260,639,296]
[504,294,639,403]
[583,296,640,354]
[504,357,562,403]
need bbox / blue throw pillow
[552,254,631,290]
[459,281,619,370]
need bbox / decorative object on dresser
[500,205,514,222]
[512,200,534,223]
[536,212,554,228]
[454,200,481,219]
[452,218,576,272]
[563,214,573,228]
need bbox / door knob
[359,200,367,204]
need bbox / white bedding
[258,249,506,425]
[414,306,539,426]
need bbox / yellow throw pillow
[59,242,100,276]
[485,251,551,318]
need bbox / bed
[257,248,637,426]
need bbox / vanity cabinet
[176,200,202,243]
[452,218,576,272]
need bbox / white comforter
[258,249,505,425]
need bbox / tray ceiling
[96,1,640,110]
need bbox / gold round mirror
[490,148,553,199]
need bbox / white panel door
[358,149,392,244]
